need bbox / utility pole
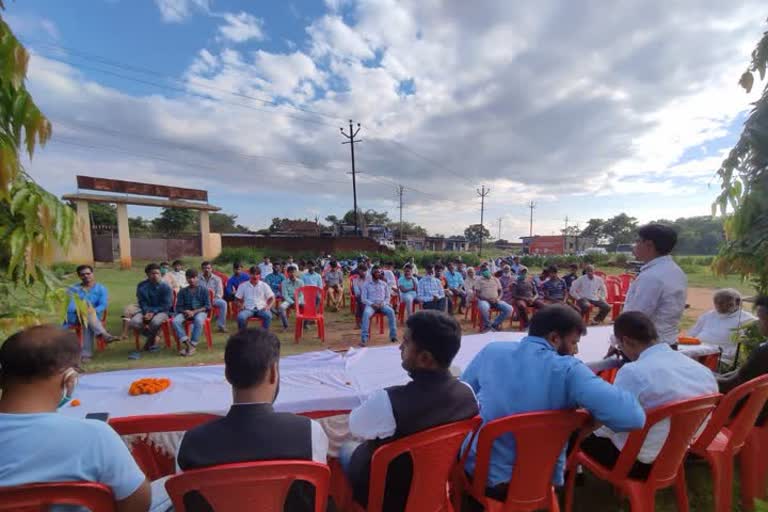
[340,120,362,236]
[396,185,405,246]
[528,201,536,237]
[564,216,569,232]
[477,185,490,257]
[497,217,503,240]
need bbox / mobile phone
[85,412,110,422]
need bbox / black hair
[637,223,677,255]
[613,311,657,345]
[201,261,212,267]
[233,261,243,269]
[755,295,768,309]
[185,268,198,279]
[160,261,170,267]
[406,310,461,368]
[0,325,81,381]
[145,263,160,274]
[435,264,444,271]
[528,304,586,338]
[424,264,434,273]
[249,266,261,275]
[224,328,280,389]
[330,260,338,267]
[547,265,559,273]
[76,264,93,275]
[172,260,183,266]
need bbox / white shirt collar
[640,254,673,272]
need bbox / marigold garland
[70,399,81,407]
[129,378,171,396]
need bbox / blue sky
[5,1,766,239]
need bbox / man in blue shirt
[224,261,249,301]
[265,262,286,298]
[461,304,645,499]
[444,261,466,314]
[172,269,211,357]
[417,265,446,312]
[65,264,117,361]
[302,263,323,288]
[128,262,173,352]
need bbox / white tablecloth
[61,326,719,420]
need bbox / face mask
[58,368,78,409]
[160,268,168,276]
[518,273,526,281]
[481,270,491,278]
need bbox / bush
[51,262,78,278]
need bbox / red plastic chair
[605,278,625,321]
[0,482,116,512]
[165,460,330,512]
[67,308,110,351]
[171,289,214,350]
[109,413,220,480]
[132,290,175,351]
[398,299,422,325]
[740,422,768,510]
[594,270,607,280]
[698,352,721,371]
[690,375,768,512]
[453,410,590,512]
[351,417,481,512]
[618,273,635,295]
[295,285,326,343]
[565,394,721,512]
[212,269,229,289]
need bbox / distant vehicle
[615,244,634,256]
[583,247,608,255]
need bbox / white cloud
[154,0,209,23]
[5,14,59,41]
[217,12,265,43]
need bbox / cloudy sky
[6,0,766,240]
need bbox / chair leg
[378,314,384,335]
[318,318,325,342]
[564,462,577,512]
[295,317,302,343]
[134,330,141,351]
[626,485,655,512]
[740,432,766,511]
[709,452,733,512]
[205,321,212,349]
[674,465,690,512]
[549,486,560,512]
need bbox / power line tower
[340,120,362,236]
[528,201,536,237]
[497,217,503,240]
[477,185,490,257]
[396,185,405,246]
[564,216,569,232]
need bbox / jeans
[128,312,169,347]
[339,440,363,477]
[576,298,612,322]
[400,291,418,318]
[279,300,300,328]
[477,300,513,329]
[76,310,109,358]
[422,297,447,312]
[172,312,207,345]
[512,298,545,328]
[211,298,227,328]
[446,289,467,313]
[237,308,272,330]
[361,304,397,343]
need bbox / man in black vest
[175,328,330,511]
[340,310,479,511]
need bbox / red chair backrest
[605,278,623,304]
[467,410,590,510]
[368,417,481,512]
[0,482,115,512]
[692,374,768,453]
[594,270,607,280]
[164,460,330,512]
[609,394,720,485]
[296,286,324,317]
[212,270,228,288]
[618,273,634,294]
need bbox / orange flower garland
[129,378,171,396]
[70,399,81,407]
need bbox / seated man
[464,266,478,303]
[0,325,151,511]
[170,259,188,289]
[175,328,329,512]
[65,264,117,362]
[224,261,249,302]
[533,267,551,294]
[718,295,768,425]
[563,263,580,291]
[462,305,645,502]
[340,311,479,510]
[235,267,275,331]
[474,263,513,332]
[508,267,544,329]
[444,261,467,314]
[258,255,273,277]
[352,264,368,327]
[302,263,323,288]
[265,262,286,299]
[323,261,344,311]
[569,264,611,325]
[585,311,718,476]
[541,265,568,304]
[498,265,515,305]
[398,265,419,319]
[279,266,305,329]
[360,266,398,346]
[160,261,180,293]
[417,265,446,312]
[172,269,211,357]
[689,288,756,367]
[200,261,228,334]
[129,263,173,352]
[510,255,523,274]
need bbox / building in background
[520,235,595,255]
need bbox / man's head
[585,264,595,278]
[224,328,281,403]
[263,256,270,263]
[634,223,677,262]
[76,264,94,286]
[330,260,338,269]
[528,305,586,356]
[569,263,578,274]
[233,261,243,273]
[502,265,511,275]
[186,269,198,287]
[755,295,768,338]
[249,266,261,283]
[479,263,491,279]
[370,265,382,281]
[540,268,551,279]
[201,261,213,277]
[160,261,170,275]
[548,265,559,279]
[424,264,435,277]
[357,263,368,274]
[272,262,283,274]
[287,265,298,280]
[447,261,455,272]
[712,288,741,315]
[306,263,315,273]
[466,266,475,278]
[517,266,528,280]
[403,266,413,278]
[172,260,184,272]
[612,311,658,361]
[145,263,162,283]
[513,256,520,262]
[0,325,81,410]
[434,264,444,278]
[400,311,461,373]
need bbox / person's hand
[604,345,622,359]
[183,310,194,319]
[144,312,154,321]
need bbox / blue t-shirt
[0,413,145,501]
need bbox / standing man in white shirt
[623,224,687,345]
[584,311,717,477]
[258,256,273,277]
[235,266,275,330]
[570,264,611,325]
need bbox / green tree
[714,21,768,293]
[129,216,151,233]
[153,208,196,237]
[580,218,606,244]
[209,212,248,233]
[388,221,428,238]
[341,208,391,226]
[602,213,638,250]
[89,203,117,227]
[651,216,724,255]
[0,7,76,334]
[464,224,491,245]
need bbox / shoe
[128,352,141,360]
[80,357,91,364]
[359,340,368,347]
[187,345,197,356]
[491,325,501,332]
[179,341,189,356]
[103,334,119,344]
[147,344,162,353]
[216,326,228,333]
[390,337,398,343]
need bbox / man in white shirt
[689,288,756,367]
[235,266,275,330]
[585,311,717,476]
[569,264,611,325]
[360,266,397,345]
[170,259,188,289]
[258,256,273,277]
[623,224,687,344]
